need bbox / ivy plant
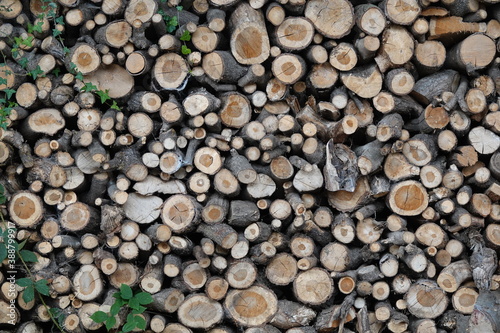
[90,284,153,332]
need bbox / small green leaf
[63,47,70,55]
[110,100,121,111]
[135,315,146,329]
[34,279,50,295]
[17,239,27,250]
[3,88,16,99]
[0,77,7,85]
[52,67,60,77]
[96,90,110,104]
[55,16,64,25]
[105,315,116,330]
[75,72,84,81]
[176,5,183,11]
[134,292,153,305]
[180,30,191,42]
[20,36,34,48]
[130,306,146,315]
[52,29,62,37]
[181,45,192,55]
[122,320,136,333]
[110,299,123,316]
[128,297,140,310]
[81,82,98,92]
[16,277,33,287]
[28,66,44,80]
[22,285,35,303]
[90,311,108,324]
[18,57,28,69]
[120,284,133,300]
[20,249,38,262]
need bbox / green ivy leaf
[34,279,50,295]
[19,249,38,262]
[16,277,33,288]
[52,67,60,77]
[20,36,34,48]
[120,284,133,300]
[63,47,70,55]
[135,315,146,329]
[28,66,44,80]
[52,29,62,37]
[3,89,16,99]
[180,30,191,42]
[134,292,153,305]
[96,90,111,104]
[75,72,84,81]
[23,285,35,303]
[55,16,64,25]
[105,315,116,330]
[110,100,121,111]
[81,82,98,92]
[176,5,183,11]
[181,45,192,55]
[18,57,28,69]
[90,311,108,324]
[29,21,44,33]
[0,77,7,86]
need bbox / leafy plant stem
[1,210,67,333]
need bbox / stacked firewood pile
[1,0,500,331]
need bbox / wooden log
[445,33,496,73]
[224,285,278,327]
[161,194,201,234]
[72,264,103,301]
[375,25,415,72]
[305,0,354,39]
[152,53,189,90]
[468,290,500,333]
[405,279,449,319]
[177,294,224,329]
[149,288,185,313]
[381,0,420,25]
[229,2,270,65]
[340,64,383,98]
[328,176,371,212]
[293,268,333,306]
[355,4,386,36]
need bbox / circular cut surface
[178,294,223,329]
[388,180,428,216]
[84,64,134,99]
[9,191,44,228]
[405,280,448,319]
[224,286,278,327]
[305,0,354,39]
[459,34,495,69]
[293,268,333,305]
